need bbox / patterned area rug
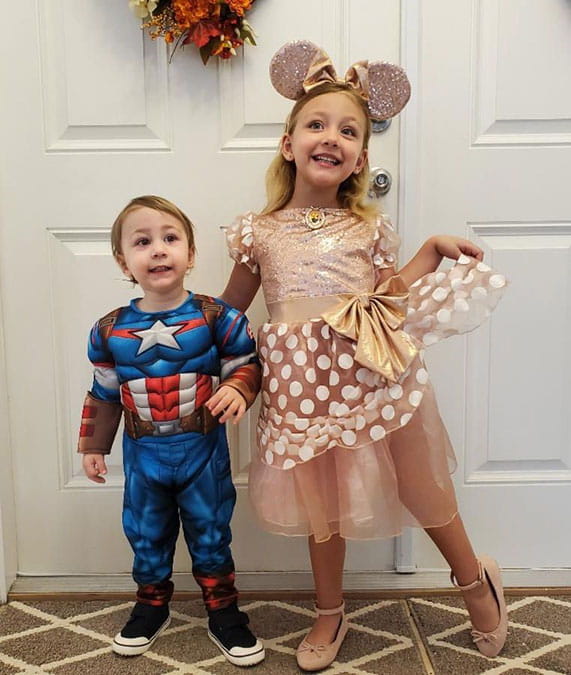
[0,596,570,674]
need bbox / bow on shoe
[471,629,499,644]
[321,275,418,384]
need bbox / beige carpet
[0,596,570,674]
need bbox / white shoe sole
[112,616,171,656]
[208,630,265,666]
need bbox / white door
[407,0,571,572]
[0,0,403,583]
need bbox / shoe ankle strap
[450,559,484,591]
[315,601,344,616]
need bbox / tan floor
[0,596,569,674]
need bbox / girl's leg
[425,514,499,632]
[305,533,346,644]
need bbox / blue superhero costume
[78,292,260,609]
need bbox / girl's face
[282,91,368,197]
[117,207,194,298]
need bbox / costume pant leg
[175,426,238,611]
[122,434,179,605]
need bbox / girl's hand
[433,235,484,262]
[206,386,247,424]
[82,453,108,484]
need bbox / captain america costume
[78,292,260,610]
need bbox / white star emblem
[133,320,182,355]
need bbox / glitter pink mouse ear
[269,40,411,120]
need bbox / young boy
[78,195,264,666]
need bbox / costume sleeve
[213,300,261,409]
[372,214,400,269]
[77,320,122,454]
[225,212,259,273]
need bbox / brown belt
[123,406,218,439]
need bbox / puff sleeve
[225,212,259,274]
[372,214,401,269]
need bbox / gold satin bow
[303,52,370,101]
[321,276,418,384]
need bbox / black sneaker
[208,603,265,666]
[112,602,170,656]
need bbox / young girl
[78,196,264,666]
[220,42,508,670]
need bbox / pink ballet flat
[451,555,508,657]
[296,602,348,671]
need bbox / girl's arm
[221,262,261,313]
[397,235,483,287]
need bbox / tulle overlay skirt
[250,256,506,542]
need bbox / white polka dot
[342,385,360,400]
[400,413,413,425]
[451,278,463,291]
[271,350,285,363]
[262,324,270,333]
[419,299,430,312]
[356,368,369,384]
[265,450,274,464]
[335,403,350,417]
[278,395,287,409]
[283,459,296,470]
[422,333,439,346]
[437,309,451,323]
[355,415,366,431]
[267,333,277,348]
[294,418,310,431]
[409,390,423,407]
[381,405,395,420]
[338,354,354,369]
[389,384,403,400]
[260,346,268,359]
[416,368,429,384]
[294,351,307,366]
[471,286,488,299]
[435,271,447,283]
[262,391,270,405]
[263,362,270,377]
[285,334,298,349]
[328,401,338,416]
[462,270,475,285]
[419,285,431,296]
[274,441,286,455]
[302,323,312,337]
[317,355,332,369]
[454,298,470,312]
[341,430,357,446]
[305,368,317,383]
[300,399,315,415]
[299,445,315,461]
[281,364,292,379]
[329,371,340,386]
[269,378,279,393]
[432,287,449,302]
[285,412,296,423]
[457,254,470,265]
[277,323,288,336]
[289,381,303,396]
[321,324,330,339]
[316,386,330,401]
[307,337,318,352]
[370,425,386,440]
[477,262,491,272]
[489,274,506,289]
[410,278,422,288]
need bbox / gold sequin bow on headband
[269,40,411,120]
[321,276,419,383]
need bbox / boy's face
[117,207,194,296]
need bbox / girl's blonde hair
[111,195,196,259]
[262,82,378,222]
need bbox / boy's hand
[82,453,108,484]
[433,235,484,261]
[206,386,247,424]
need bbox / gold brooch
[303,207,326,230]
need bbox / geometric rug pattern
[0,596,569,674]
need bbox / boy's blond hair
[262,82,378,223]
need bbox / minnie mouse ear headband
[270,40,411,120]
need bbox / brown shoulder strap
[98,307,122,351]
[193,293,223,335]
